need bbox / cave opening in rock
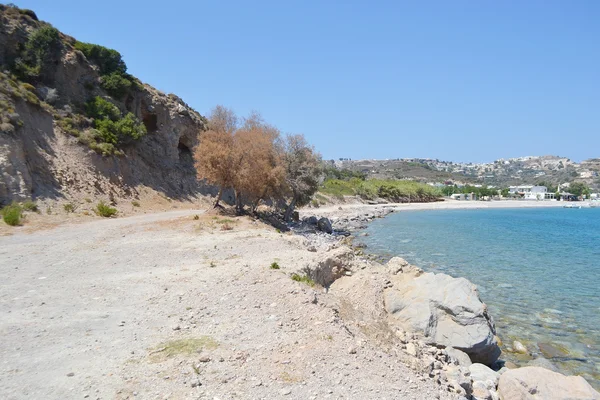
[142,112,158,133]
[178,140,193,166]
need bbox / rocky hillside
[0,5,214,207]
[332,155,600,190]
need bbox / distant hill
[329,155,600,189]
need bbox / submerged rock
[538,342,570,359]
[384,264,501,365]
[526,357,559,372]
[497,366,600,400]
[513,340,528,354]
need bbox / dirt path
[0,211,454,400]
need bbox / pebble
[279,388,291,395]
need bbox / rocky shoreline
[295,204,600,400]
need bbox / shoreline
[2,202,599,398]
[303,198,567,219]
[298,198,600,391]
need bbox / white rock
[469,363,500,388]
[498,367,600,400]
[384,269,500,365]
[512,340,528,354]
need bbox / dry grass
[149,336,218,363]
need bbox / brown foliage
[194,106,287,212]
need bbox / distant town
[327,155,600,201]
[330,155,599,188]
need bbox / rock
[469,363,499,388]
[386,257,409,275]
[513,340,528,354]
[444,366,473,397]
[198,356,210,363]
[302,246,354,287]
[498,367,600,400]
[278,388,292,396]
[305,216,318,225]
[538,342,570,359]
[527,357,559,372]
[316,217,333,234]
[384,270,501,365]
[472,381,492,400]
[445,347,472,367]
[405,342,418,357]
[503,361,518,369]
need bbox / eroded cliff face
[0,5,212,205]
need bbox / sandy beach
[304,199,566,219]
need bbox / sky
[11,0,600,163]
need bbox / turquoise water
[358,207,600,388]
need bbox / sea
[356,206,600,389]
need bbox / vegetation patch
[0,71,44,132]
[291,273,315,286]
[54,97,146,155]
[21,200,38,212]
[13,26,61,82]
[319,178,441,202]
[1,204,23,226]
[63,203,77,213]
[150,336,218,362]
[86,96,146,146]
[95,201,117,217]
[270,261,280,270]
[74,41,139,99]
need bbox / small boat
[563,204,582,209]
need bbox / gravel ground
[0,210,456,400]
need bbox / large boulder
[302,246,354,288]
[384,265,501,365]
[317,217,333,234]
[497,367,600,400]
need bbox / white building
[508,185,554,200]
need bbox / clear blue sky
[12,0,600,163]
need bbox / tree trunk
[213,187,223,208]
[284,196,297,222]
[252,198,261,213]
[234,190,244,215]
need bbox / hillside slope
[0,5,214,207]
[333,155,599,189]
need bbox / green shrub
[270,262,280,270]
[21,200,38,212]
[100,72,133,98]
[74,41,126,75]
[19,8,38,20]
[85,97,146,147]
[63,203,77,213]
[21,83,36,92]
[291,273,315,286]
[14,26,61,81]
[90,141,120,156]
[95,112,146,145]
[85,96,121,121]
[95,201,117,217]
[1,204,23,226]
[319,178,441,202]
[131,200,140,207]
